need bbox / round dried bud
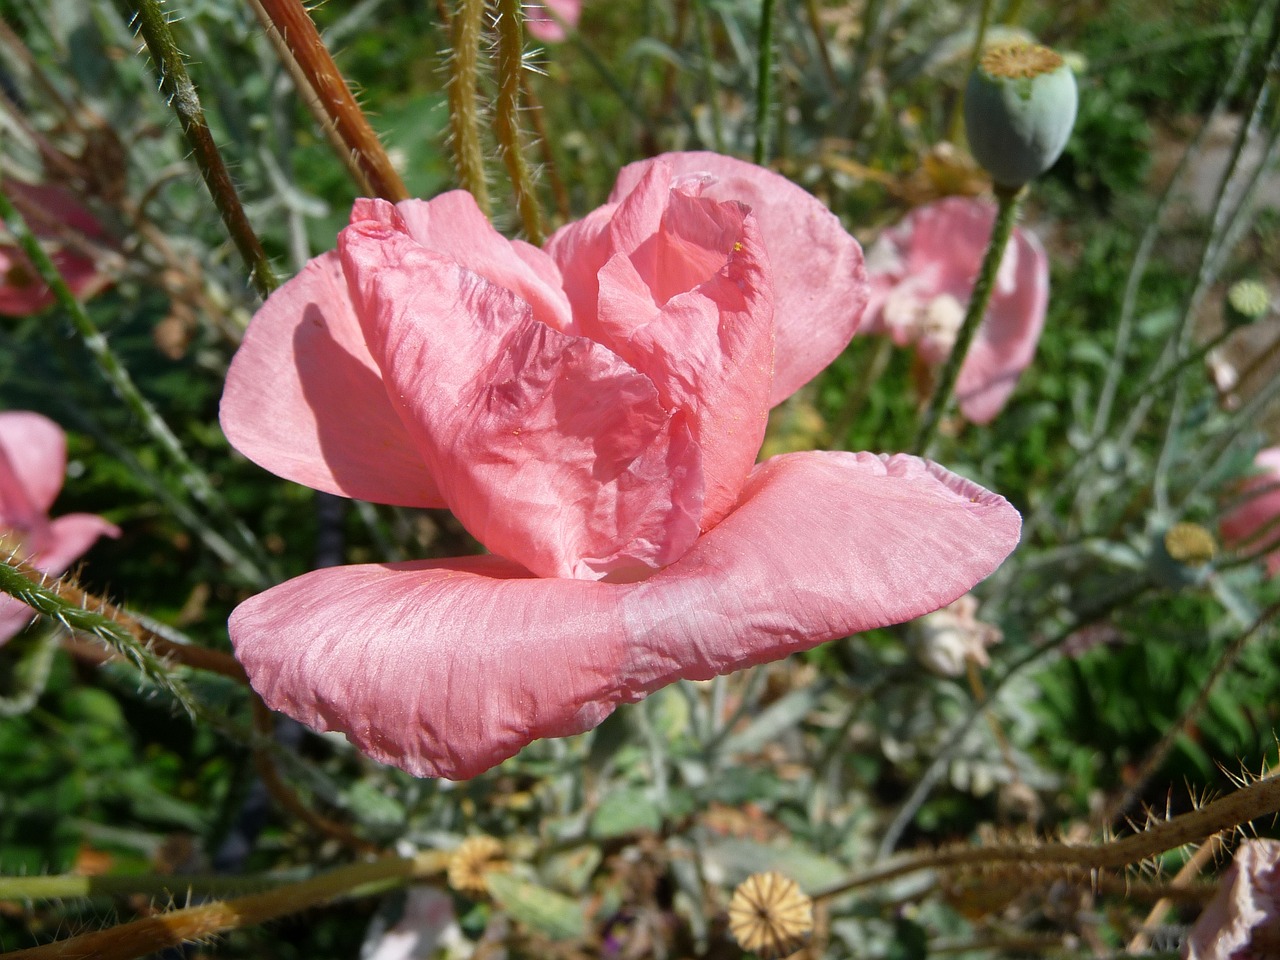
[965,41,1078,189]
[727,871,813,959]
[1164,522,1217,567]
[1225,280,1270,327]
[447,835,509,896]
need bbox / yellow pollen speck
[733,241,744,252]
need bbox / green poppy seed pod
[965,42,1078,190]
[1225,279,1271,327]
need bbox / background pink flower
[0,180,112,317]
[221,153,1022,779]
[0,411,120,643]
[862,196,1049,424]
[525,0,582,43]
[1220,447,1280,577]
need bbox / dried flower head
[1164,522,1217,567]
[727,871,813,959]
[447,835,509,896]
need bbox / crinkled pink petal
[1184,839,1280,960]
[0,411,66,521]
[609,153,868,404]
[339,218,705,580]
[220,251,446,508]
[230,450,1021,779]
[1221,447,1280,577]
[525,0,582,42]
[385,195,573,332]
[595,193,773,526]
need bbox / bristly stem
[449,0,492,212]
[251,0,409,202]
[0,185,274,587]
[754,0,779,165]
[2,852,450,960]
[819,772,1280,903]
[495,0,546,244]
[128,0,279,299]
[911,184,1023,457]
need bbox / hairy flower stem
[819,773,1280,903]
[128,0,279,298]
[754,0,780,165]
[4,852,450,960]
[911,185,1023,457]
[251,0,409,202]
[448,0,491,213]
[494,0,545,244]
[0,185,273,587]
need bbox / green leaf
[486,872,587,941]
[590,787,662,839]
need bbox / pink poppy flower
[1220,447,1280,577]
[0,180,111,317]
[0,412,120,643]
[1184,839,1280,960]
[524,0,582,43]
[862,196,1049,424]
[220,152,1022,780]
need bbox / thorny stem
[449,0,492,213]
[0,185,274,587]
[1103,598,1280,826]
[911,184,1023,457]
[754,0,779,165]
[128,0,279,298]
[495,0,546,243]
[819,773,1280,903]
[523,76,571,222]
[3,853,450,960]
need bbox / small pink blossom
[0,412,120,643]
[1184,840,1280,960]
[0,180,111,317]
[862,196,1049,424]
[220,152,1022,780]
[524,0,582,43]
[1220,447,1280,577]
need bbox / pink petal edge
[230,450,1021,779]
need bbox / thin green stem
[692,0,725,153]
[946,0,996,143]
[495,0,545,244]
[448,0,491,212]
[754,0,779,165]
[0,185,274,587]
[127,0,279,298]
[911,185,1023,457]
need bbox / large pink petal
[339,219,705,580]
[0,411,66,521]
[955,225,1048,423]
[595,195,774,525]
[610,153,868,404]
[231,450,1020,779]
[220,251,445,508]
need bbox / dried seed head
[447,835,510,896]
[727,871,813,959]
[1164,522,1217,567]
